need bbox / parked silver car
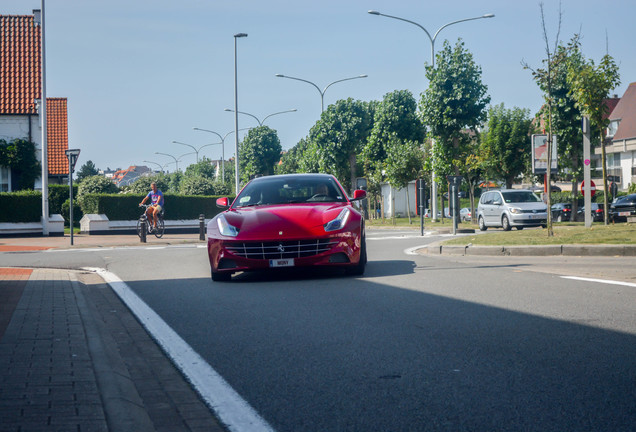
[477,189,547,231]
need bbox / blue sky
[4,0,635,172]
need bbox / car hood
[509,202,548,211]
[223,203,350,240]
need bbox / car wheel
[346,235,367,276]
[478,216,487,231]
[211,269,231,282]
[516,226,524,230]
[502,215,511,231]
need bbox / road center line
[84,267,275,432]
[561,275,636,288]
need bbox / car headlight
[509,207,522,214]
[324,208,350,232]
[217,214,239,237]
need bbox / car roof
[248,173,335,183]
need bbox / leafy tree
[77,175,118,195]
[420,39,490,178]
[308,98,374,191]
[183,157,218,180]
[481,104,533,188]
[567,47,620,224]
[76,160,99,182]
[238,126,282,182]
[180,176,216,195]
[383,138,425,222]
[128,176,169,194]
[0,138,41,190]
[363,90,425,200]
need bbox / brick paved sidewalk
[0,268,226,432]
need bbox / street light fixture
[65,149,80,246]
[275,74,368,113]
[223,108,297,126]
[154,151,194,172]
[234,32,248,196]
[192,127,252,183]
[368,10,494,221]
[172,140,224,163]
[143,160,169,174]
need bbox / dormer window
[607,119,620,138]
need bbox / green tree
[76,160,99,182]
[238,126,282,182]
[420,39,490,178]
[128,176,169,194]
[481,104,533,188]
[179,176,216,195]
[77,175,118,196]
[183,157,218,180]
[383,138,425,222]
[308,98,374,191]
[363,90,425,200]
[0,138,41,190]
[567,47,620,224]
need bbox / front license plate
[270,258,294,268]
[619,211,630,216]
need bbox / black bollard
[199,214,205,241]
[140,216,147,243]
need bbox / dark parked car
[577,203,605,222]
[610,194,636,222]
[551,203,572,222]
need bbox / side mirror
[351,190,367,201]
[216,197,230,208]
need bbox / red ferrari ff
[207,173,367,281]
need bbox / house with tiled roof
[605,82,636,189]
[0,13,69,191]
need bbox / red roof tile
[0,15,40,114]
[47,98,68,175]
[609,82,636,141]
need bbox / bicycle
[137,204,165,238]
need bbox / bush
[180,176,216,195]
[49,184,78,215]
[61,198,83,227]
[128,176,169,194]
[78,175,118,195]
[0,190,41,222]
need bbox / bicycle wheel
[154,217,165,238]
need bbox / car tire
[211,269,231,282]
[502,215,511,231]
[478,216,487,231]
[346,236,367,276]
[516,226,524,230]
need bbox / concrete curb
[420,243,636,256]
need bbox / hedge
[0,191,234,223]
[79,193,233,221]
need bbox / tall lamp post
[172,140,224,163]
[223,108,297,126]
[143,160,169,174]
[155,151,194,172]
[64,149,80,245]
[368,10,494,222]
[233,32,248,196]
[33,4,49,235]
[192,128,251,183]
[275,74,367,113]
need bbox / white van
[477,189,547,231]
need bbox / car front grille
[520,209,546,214]
[225,239,339,260]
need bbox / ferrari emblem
[279,231,283,235]
[277,244,285,252]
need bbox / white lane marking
[404,245,429,255]
[84,267,275,432]
[561,275,636,288]
[367,233,432,241]
[46,244,207,253]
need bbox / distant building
[604,82,636,190]
[0,13,70,191]
[111,165,152,187]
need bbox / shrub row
[0,191,233,224]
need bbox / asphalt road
[4,228,636,431]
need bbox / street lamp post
[234,32,248,196]
[33,3,49,235]
[65,149,80,245]
[154,151,194,172]
[223,108,297,126]
[143,160,169,174]
[192,128,251,183]
[368,10,494,222]
[172,141,225,163]
[275,74,368,113]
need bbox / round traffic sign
[581,180,596,197]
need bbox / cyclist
[139,182,164,232]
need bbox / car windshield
[234,176,347,208]
[501,191,541,203]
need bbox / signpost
[446,175,463,235]
[582,116,592,228]
[65,149,80,245]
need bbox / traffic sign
[581,180,596,197]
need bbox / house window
[0,166,10,192]
[607,119,620,138]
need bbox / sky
[3,0,636,173]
